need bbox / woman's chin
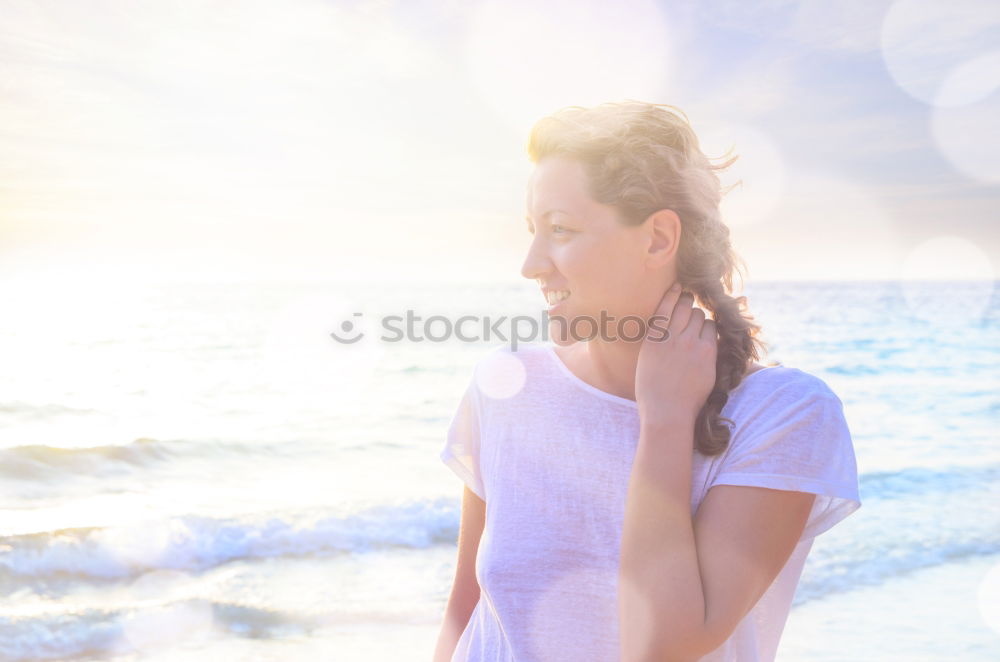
[546,317,582,346]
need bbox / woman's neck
[559,340,768,403]
[568,339,642,403]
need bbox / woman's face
[521,155,673,345]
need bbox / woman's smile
[544,288,571,312]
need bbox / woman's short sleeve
[711,379,862,541]
[439,377,487,501]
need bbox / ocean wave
[795,535,1000,606]
[0,401,97,418]
[0,498,459,584]
[795,468,1000,604]
[0,598,337,661]
[0,438,174,480]
[0,437,298,482]
[859,463,1000,500]
[3,461,999,585]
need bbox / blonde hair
[526,99,772,457]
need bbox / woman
[434,100,861,662]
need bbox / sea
[0,277,998,661]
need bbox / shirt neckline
[542,343,780,409]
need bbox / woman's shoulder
[720,364,853,463]
[729,362,841,408]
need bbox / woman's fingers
[701,317,717,342]
[684,306,705,337]
[669,290,697,336]
[650,283,714,344]
[649,282,685,341]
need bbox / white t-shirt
[440,341,862,662]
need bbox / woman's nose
[520,236,551,281]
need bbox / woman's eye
[552,225,569,234]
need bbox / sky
[0,0,998,287]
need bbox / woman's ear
[645,208,681,269]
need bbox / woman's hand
[635,282,719,424]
